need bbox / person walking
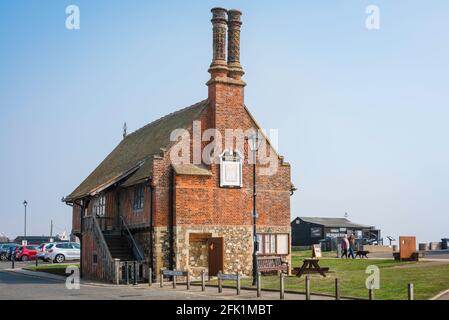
[348,235,356,259]
[341,235,349,258]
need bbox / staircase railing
[119,215,145,261]
[89,215,115,282]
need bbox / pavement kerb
[430,288,449,300]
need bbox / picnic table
[293,259,329,278]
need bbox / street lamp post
[23,200,28,238]
[248,132,261,286]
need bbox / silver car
[44,242,81,263]
[36,243,54,260]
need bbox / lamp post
[247,132,261,286]
[23,200,28,239]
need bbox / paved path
[0,267,335,300]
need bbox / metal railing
[119,215,145,261]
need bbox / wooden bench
[257,256,288,274]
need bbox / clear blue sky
[1,1,448,243]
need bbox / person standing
[341,235,349,258]
[348,235,355,259]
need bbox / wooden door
[208,237,224,277]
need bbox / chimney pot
[227,9,244,79]
[209,7,228,77]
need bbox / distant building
[14,236,68,245]
[0,232,9,243]
[291,217,381,247]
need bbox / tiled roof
[66,100,208,201]
[296,217,372,229]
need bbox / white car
[44,242,81,263]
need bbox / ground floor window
[257,233,289,255]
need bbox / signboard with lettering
[163,270,186,277]
[312,244,322,259]
[218,273,239,281]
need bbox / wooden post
[114,259,120,285]
[159,269,163,288]
[201,270,206,292]
[133,261,137,285]
[218,272,222,293]
[408,283,414,300]
[125,261,129,285]
[186,272,190,290]
[335,278,340,300]
[368,288,374,300]
[35,256,38,267]
[305,276,311,300]
[280,272,285,300]
[173,273,177,289]
[218,271,223,293]
[257,272,261,298]
[236,272,241,296]
[148,267,152,287]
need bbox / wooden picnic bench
[293,259,329,278]
[257,256,289,274]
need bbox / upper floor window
[133,184,145,212]
[219,149,243,188]
[92,195,106,217]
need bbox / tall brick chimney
[207,7,246,132]
[227,9,244,80]
[209,8,228,78]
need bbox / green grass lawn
[25,263,79,276]
[208,251,449,300]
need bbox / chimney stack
[227,9,244,79]
[209,8,228,78]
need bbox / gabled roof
[66,100,208,201]
[295,217,372,229]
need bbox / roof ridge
[124,99,208,139]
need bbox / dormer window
[92,194,106,217]
[219,149,243,188]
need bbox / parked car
[0,244,20,261]
[16,245,40,261]
[0,243,16,261]
[44,242,80,263]
[36,243,54,261]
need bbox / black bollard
[125,261,129,285]
[133,261,137,285]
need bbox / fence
[151,269,416,300]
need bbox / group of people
[341,234,356,259]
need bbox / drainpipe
[149,183,154,275]
[168,168,175,271]
[73,198,86,278]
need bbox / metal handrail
[119,215,145,261]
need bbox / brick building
[64,8,294,282]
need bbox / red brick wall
[171,78,291,228]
